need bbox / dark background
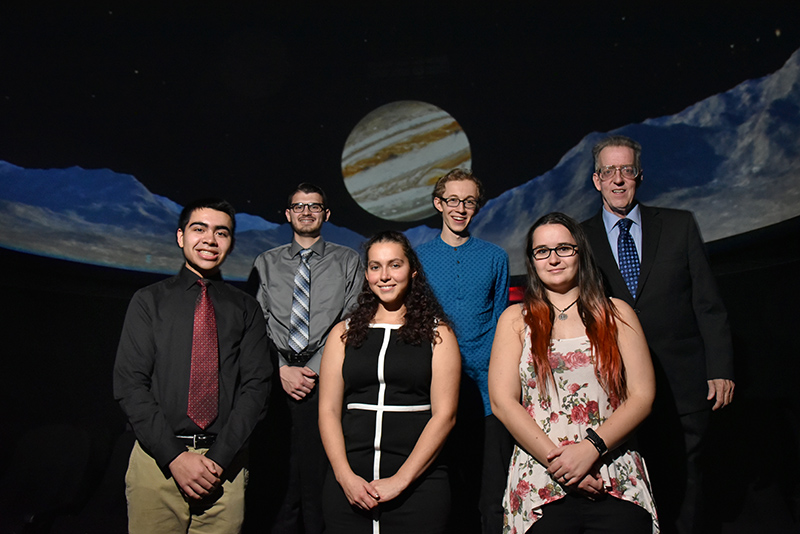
[2,2,800,228]
[1,2,799,533]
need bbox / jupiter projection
[341,101,472,222]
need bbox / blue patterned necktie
[288,249,313,353]
[617,218,640,299]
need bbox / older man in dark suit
[582,135,735,534]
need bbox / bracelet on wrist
[585,428,608,456]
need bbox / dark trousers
[270,386,327,534]
[479,414,514,534]
[639,406,710,534]
[447,376,514,534]
[526,493,652,533]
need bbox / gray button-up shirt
[251,237,362,373]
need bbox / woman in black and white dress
[318,230,460,534]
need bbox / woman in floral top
[488,213,659,533]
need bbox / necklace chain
[553,298,579,321]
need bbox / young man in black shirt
[114,198,272,533]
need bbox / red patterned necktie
[187,279,219,430]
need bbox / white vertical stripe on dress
[372,324,395,534]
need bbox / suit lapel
[637,204,661,302]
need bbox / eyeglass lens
[443,197,477,209]
[599,166,638,180]
[532,245,577,259]
[291,203,324,213]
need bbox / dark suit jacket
[582,204,734,414]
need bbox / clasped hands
[169,451,223,500]
[339,472,407,510]
[280,365,317,400]
[546,440,605,499]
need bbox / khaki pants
[125,440,248,534]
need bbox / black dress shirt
[113,266,272,471]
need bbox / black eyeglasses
[438,197,478,210]
[530,244,579,261]
[596,165,639,181]
[289,202,325,213]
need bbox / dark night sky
[2,2,799,231]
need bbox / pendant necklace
[553,298,579,321]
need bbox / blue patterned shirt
[416,235,509,416]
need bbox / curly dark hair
[343,230,448,348]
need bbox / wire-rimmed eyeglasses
[596,165,639,181]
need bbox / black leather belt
[176,434,216,448]
[278,347,315,366]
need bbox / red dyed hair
[522,213,627,403]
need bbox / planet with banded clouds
[341,101,472,222]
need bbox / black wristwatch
[585,428,608,456]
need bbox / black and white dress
[322,324,450,534]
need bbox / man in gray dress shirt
[250,183,361,534]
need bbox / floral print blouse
[502,332,659,534]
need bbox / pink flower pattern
[571,404,589,425]
[503,333,658,534]
[562,350,591,369]
[508,489,521,514]
[516,480,531,498]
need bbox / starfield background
[1,2,799,532]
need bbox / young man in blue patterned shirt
[416,169,510,534]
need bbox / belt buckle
[291,349,312,365]
[192,435,199,448]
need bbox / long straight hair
[523,213,627,403]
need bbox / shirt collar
[601,203,642,235]
[289,236,326,258]
[178,264,223,290]
[437,233,472,250]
